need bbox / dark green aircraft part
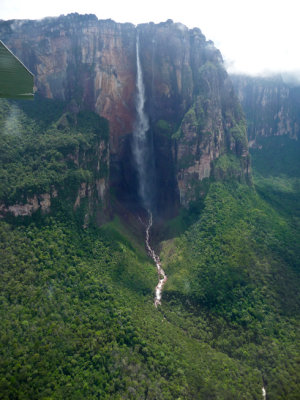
[0,40,34,99]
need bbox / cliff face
[0,98,110,225]
[0,14,250,215]
[0,14,136,154]
[139,21,250,209]
[173,62,250,205]
[231,74,300,146]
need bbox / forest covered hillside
[0,14,299,400]
[0,94,299,399]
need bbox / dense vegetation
[161,182,299,398]
[0,98,299,399]
[0,97,108,206]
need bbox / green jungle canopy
[0,40,34,99]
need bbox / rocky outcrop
[172,63,250,205]
[231,74,300,146]
[0,126,109,222]
[68,132,110,226]
[0,14,250,214]
[138,21,249,208]
[0,95,110,224]
[0,193,53,217]
[0,14,136,154]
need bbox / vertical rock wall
[0,14,250,215]
[231,74,300,146]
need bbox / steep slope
[1,211,268,400]
[231,74,300,144]
[0,14,137,149]
[0,15,250,217]
[0,97,109,224]
[0,16,299,400]
[160,181,300,399]
[231,74,300,220]
[0,99,264,399]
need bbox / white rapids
[145,211,167,307]
[262,386,266,399]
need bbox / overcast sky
[1,0,299,76]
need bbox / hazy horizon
[1,0,299,79]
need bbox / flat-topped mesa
[231,74,300,146]
[0,15,250,217]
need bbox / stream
[145,211,167,307]
[143,212,267,398]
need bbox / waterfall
[145,212,168,307]
[132,34,153,211]
[133,34,167,306]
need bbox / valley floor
[1,176,299,399]
[0,99,299,399]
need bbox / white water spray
[262,386,266,399]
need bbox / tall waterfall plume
[132,34,167,306]
[132,34,155,212]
